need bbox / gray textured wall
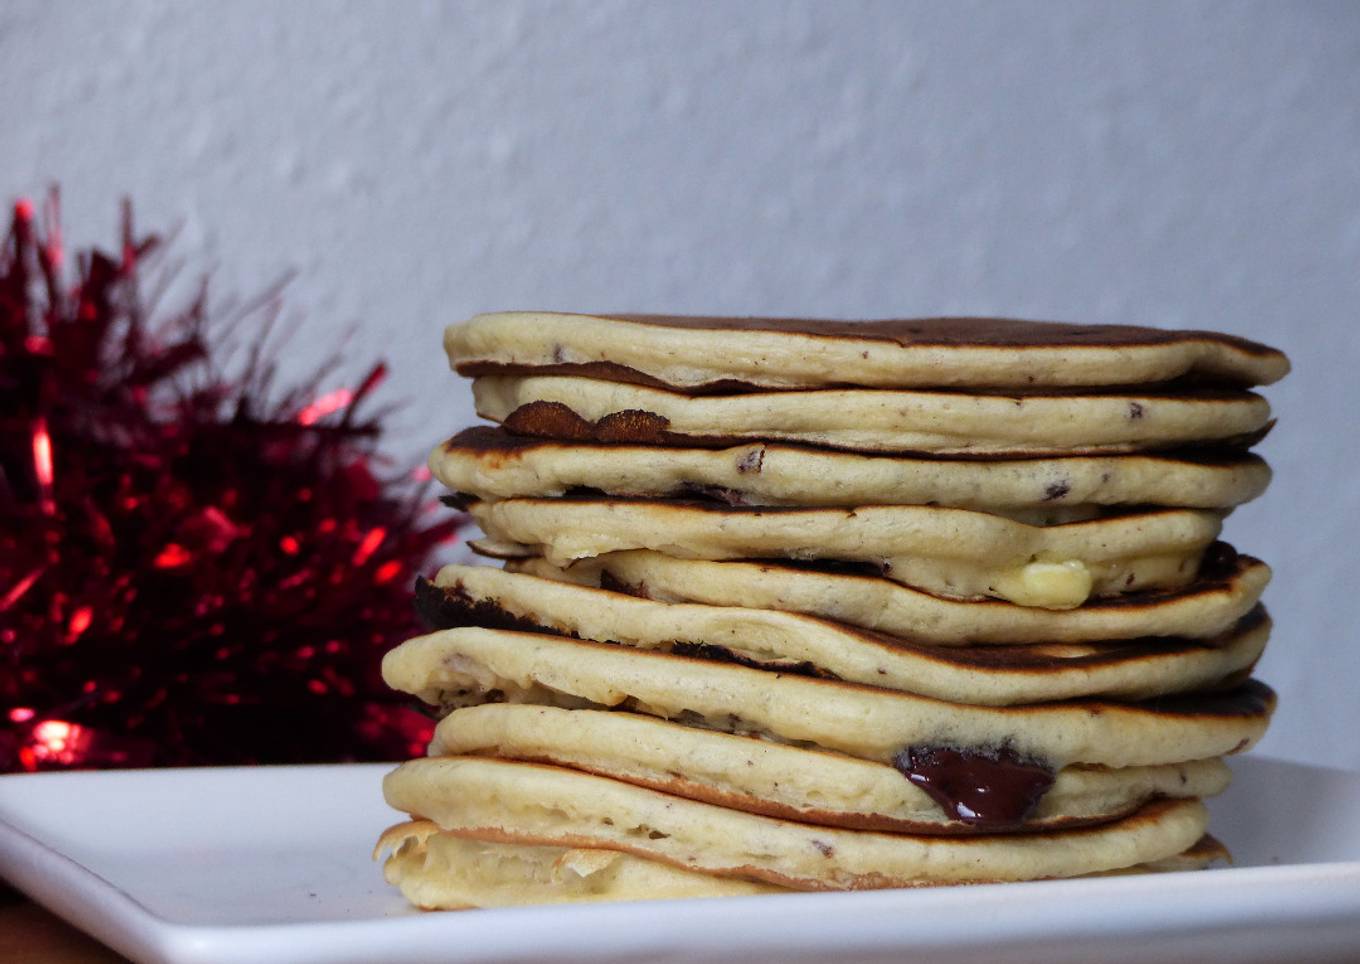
[4,1,1357,768]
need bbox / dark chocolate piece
[892,744,1056,828]
[674,483,748,506]
[669,641,827,679]
[502,400,674,445]
[598,570,650,598]
[1042,480,1072,501]
[413,576,563,636]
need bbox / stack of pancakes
[377,312,1288,908]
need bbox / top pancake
[446,312,1289,391]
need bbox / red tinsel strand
[0,190,462,771]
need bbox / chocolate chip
[1128,402,1145,420]
[891,744,1055,828]
[676,483,747,506]
[1042,480,1071,501]
[595,409,672,443]
[502,400,677,445]
[599,570,650,598]
[414,576,565,635]
[439,492,474,511]
[670,641,826,679]
[503,401,597,440]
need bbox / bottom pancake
[376,818,1230,909]
[383,757,1210,890]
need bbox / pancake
[509,544,1269,644]
[1098,835,1230,875]
[376,820,781,907]
[382,628,1274,775]
[467,498,1224,608]
[380,311,1286,909]
[472,376,1272,456]
[383,757,1212,889]
[434,427,1272,510]
[431,703,1233,833]
[446,312,1288,391]
[376,820,1228,908]
[420,565,1270,703]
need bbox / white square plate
[1,756,1358,964]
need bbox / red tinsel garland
[0,191,461,771]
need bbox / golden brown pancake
[384,757,1213,889]
[508,544,1269,644]
[466,497,1223,608]
[418,564,1270,703]
[382,626,1275,775]
[447,312,1288,391]
[434,427,1272,510]
[472,375,1273,456]
[429,703,1235,834]
[376,819,1228,908]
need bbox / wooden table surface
[0,884,127,963]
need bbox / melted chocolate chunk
[675,482,748,506]
[1200,540,1240,574]
[413,576,564,636]
[1042,480,1071,501]
[561,485,611,499]
[669,641,826,679]
[599,570,650,598]
[443,425,547,456]
[502,400,674,445]
[892,744,1056,828]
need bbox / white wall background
[3,0,1357,768]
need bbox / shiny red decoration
[0,190,462,771]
